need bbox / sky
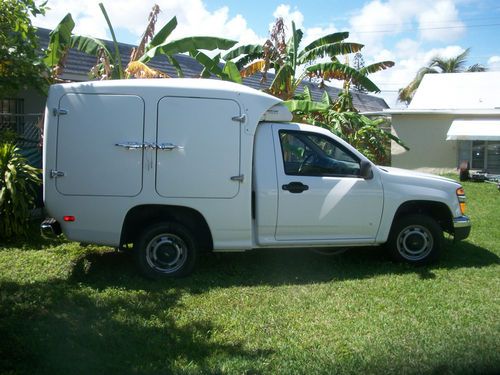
[31,0,500,107]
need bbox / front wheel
[135,222,198,279]
[387,214,443,265]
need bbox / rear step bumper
[41,218,62,239]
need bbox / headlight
[456,187,467,215]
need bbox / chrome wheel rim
[146,233,187,273]
[396,225,433,261]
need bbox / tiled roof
[37,28,388,112]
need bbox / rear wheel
[387,214,443,265]
[135,222,198,279]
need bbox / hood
[377,166,459,184]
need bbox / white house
[373,72,500,174]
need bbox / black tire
[387,214,443,265]
[135,222,198,279]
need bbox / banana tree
[222,18,370,100]
[284,87,408,165]
[44,3,238,80]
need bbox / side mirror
[360,160,373,180]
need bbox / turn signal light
[63,216,76,222]
[456,187,466,215]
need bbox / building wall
[391,113,500,174]
[391,114,457,174]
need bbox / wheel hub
[397,225,433,261]
[146,234,187,273]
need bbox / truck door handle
[282,182,309,193]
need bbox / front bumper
[41,217,62,239]
[453,216,471,241]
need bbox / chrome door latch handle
[115,142,144,150]
[157,143,184,151]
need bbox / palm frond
[298,42,363,65]
[359,61,395,75]
[222,44,263,61]
[307,62,380,93]
[301,31,349,52]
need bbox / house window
[487,141,500,173]
[460,140,500,173]
[471,141,485,169]
[0,98,24,134]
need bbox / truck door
[55,93,144,197]
[156,97,242,198]
[273,125,383,241]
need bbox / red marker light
[63,216,75,222]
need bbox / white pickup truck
[41,79,471,278]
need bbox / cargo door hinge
[50,169,65,178]
[52,108,68,116]
[230,174,244,182]
[231,114,246,123]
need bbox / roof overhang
[362,109,500,116]
[446,119,500,141]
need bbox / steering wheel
[298,154,315,174]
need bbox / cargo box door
[156,97,241,198]
[55,93,144,196]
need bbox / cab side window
[279,130,361,177]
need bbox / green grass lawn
[1,180,499,375]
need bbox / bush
[0,142,41,239]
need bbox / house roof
[409,72,500,110]
[36,28,388,112]
[365,71,500,117]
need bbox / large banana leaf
[190,50,223,77]
[307,62,380,93]
[70,35,112,59]
[294,86,313,101]
[269,63,294,97]
[321,91,333,106]
[166,55,183,77]
[222,61,242,83]
[43,13,74,67]
[192,51,221,78]
[99,3,124,78]
[223,44,263,61]
[286,22,302,72]
[232,54,263,70]
[298,42,364,64]
[141,37,237,63]
[359,60,395,75]
[301,31,349,52]
[284,100,329,113]
[147,16,178,52]
[190,50,242,83]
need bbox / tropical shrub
[286,87,408,165]
[0,142,41,238]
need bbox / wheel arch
[120,205,213,252]
[391,200,454,234]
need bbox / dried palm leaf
[240,60,266,78]
[125,61,170,78]
[130,4,161,62]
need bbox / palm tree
[222,18,383,100]
[398,48,486,104]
